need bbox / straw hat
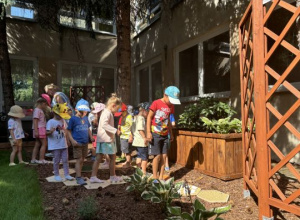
[8,105,25,118]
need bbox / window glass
[179,45,198,97]
[11,59,34,102]
[203,31,230,93]
[92,67,114,99]
[139,67,149,102]
[151,61,162,100]
[11,6,34,19]
[61,64,87,96]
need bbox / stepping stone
[98,163,109,169]
[63,178,89,186]
[46,176,75,183]
[84,179,111,190]
[55,168,75,175]
[109,176,129,185]
[197,190,229,203]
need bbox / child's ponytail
[107,93,122,106]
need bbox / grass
[0,150,44,220]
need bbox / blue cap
[164,86,181,105]
[75,99,90,112]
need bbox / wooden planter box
[169,130,243,180]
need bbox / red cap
[120,103,127,112]
[114,112,122,117]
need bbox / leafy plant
[166,199,231,220]
[77,196,98,220]
[125,168,152,194]
[178,98,241,133]
[141,177,181,212]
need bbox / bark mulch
[33,162,299,220]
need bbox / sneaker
[90,176,105,183]
[76,177,87,186]
[55,176,63,182]
[38,160,50,164]
[9,163,16,166]
[65,175,75,181]
[91,156,96,161]
[110,176,123,183]
[165,167,170,172]
[153,179,160,184]
[19,161,29,165]
[45,153,54,158]
[30,159,39,164]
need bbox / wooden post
[252,0,272,219]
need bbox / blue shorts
[96,142,117,155]
[149,133,168,156]
[135,147,148,161]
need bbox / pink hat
[41,94,51,106]
[92,103,105,114]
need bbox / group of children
[8,85,181,185]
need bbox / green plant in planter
[141,177,181,212]
[125,168,152,194]
[166,199,231,220]
[178,98,241,133]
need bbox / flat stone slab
[197,190,229,203]
[84,180,111,190]
[63,178,89,186]
[46,176,75,183]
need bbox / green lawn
[0,150,44,220]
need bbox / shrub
[77,196,98,220]
[166,199,231,220]
[125,168,152,194]
[178,98,241,133]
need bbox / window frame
[174,25,231,103]
[135,56,162,104]
[0,55,39,112]
[57,61,117,97]
[6,3,36,21]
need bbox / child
[117,103,133,168]
[90,93,122,183]
[46,103,74,181]
[165,113,176,172]
[132,102,150,175]
[8,105,28,166]
[67,99,94,186]
[31,98,49,164]
[147,86,181,181]
[88,102,99,161]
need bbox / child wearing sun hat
[46,103,74,182]
[8,105,28,166]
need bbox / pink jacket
[97,108,117,143]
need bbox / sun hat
[127,105,133,114]
[90,102,99,109]
[164,86,181,105]
[140,102,150,111]
[75,99,90,112]
[41,94,51,106]
[52,103,71,120]
[92,103,105,114]
[8,105,25,118]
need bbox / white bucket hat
[8,105,25,118]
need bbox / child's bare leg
[10,145,17,163]
[91,154,103,177]
[109,154,116,176]
[141,160,148,174]
[91,148,96,157]
[31,139,40,160]
[105,154,110,163]
[39,138,47,160]
[165,155,169,168]
[17,144,23,162]
[159,154,167,180]
[152,154,160,179]
[136,158,141,168]
[75,157,83,177]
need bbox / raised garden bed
[169,129,243,180]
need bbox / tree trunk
[0,3,14,113]
[116,0,131,104]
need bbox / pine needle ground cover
[0,150,44,220]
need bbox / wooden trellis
[69,86,105,107]
[239,0,300,219]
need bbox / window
[6,3,35,20]
[137,60,162,103]
[92,67,115,98]
[10,59,35,102]
[61,64,87,95]
[176,29,230,99]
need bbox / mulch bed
[31,161,299,220]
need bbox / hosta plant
[141,177,181,212]
[201,117,242,134]
[125,168,152,194]
[166,199,231,220]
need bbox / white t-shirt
[132,115,147,147]
[46,119,68,150]
[8,118,25,140]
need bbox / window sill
[180,91,231,103]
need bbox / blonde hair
[107,93,122,106]
[35,97,48,107]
